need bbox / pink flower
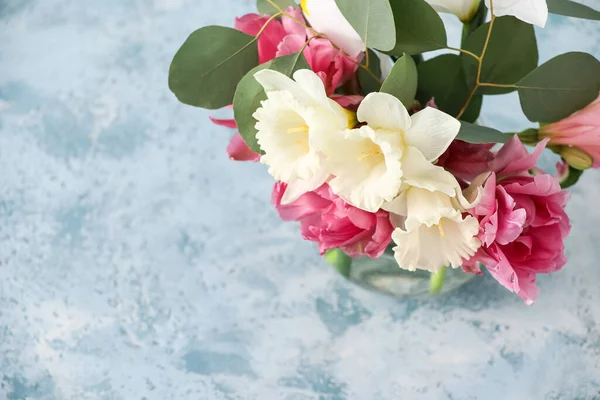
[302,38,358,96]
[234,13,287,64]
[272,182,393,258]
[235,8,358,94]
[464,136,571,304]
[539,95,600,168]
[211,7,359,161]
[437,140,494,182]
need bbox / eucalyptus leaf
[358,49,382,95]
[256,0,297,15]
[457,122,510,144]
[517,52,600,122]
[548,0,600,20]
[462,16,538,95]
[416,54,481,121]
[169,26,258,109]
[380,54,418,108]
[233,52,310,154]
[387,0,447,55]
[335,0,396,51]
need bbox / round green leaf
[169,26,258,109]
[416,54,481,121]
[548,0,600,20]
[387,0,447,55]
[457,122,510,144]
[233,53,310,154]
[358,49,382,94]
[517,52,600,122]
[380,54,418,108]
[462,16,538,95]
[335,0,396,51]
[257,0,298,15]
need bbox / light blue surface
[1,1,600,399]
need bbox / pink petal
[282,6,307,37]
[226,133,260,162]
[276,34,306,57]
[209,116,237,129]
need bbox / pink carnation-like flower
[539,95,600,168]
[464,136,571,304]
[437,140,494,182]
[212,7,359,161]
[272,182,393,258]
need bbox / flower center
[357,149,382,161]
[286,124,310,134]
[438,220,446,238]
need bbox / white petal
[356,92,411,132]
[326,126,404,212]
[254,69,316,107]
[302,0,365,57]
[426,0,481,21]
[487,0,548,27]
[253,91,320,182]
[392,215,481,272]
[292,69,331,109]
[402,187,462,230]
[404,107,461,162]
[281,167,330,205]
[401,146,460,196]
[382,190,408,216]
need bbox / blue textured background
[1,0,600,398]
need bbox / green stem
[429,267,448,294]
[461,22,471,47]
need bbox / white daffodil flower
[321,92,461,212]
[486,0,548,27]
[300,0,365,57]
[425,0,481,22]
[253,69,354,204]
[386,187,481,272]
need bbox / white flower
[252,69,353,204]
[300,0,365,57]
[425,0,481,22]
[486,0,548,27]
[320,92,461,212]
[386,187,481,272]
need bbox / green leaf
[257,0,297,15]
[462,16,538,95]
[517,52,600,123]
[560,166,584,189]
[548,0,600,20]
[358,49,382,94]
[380,54,418,108]
[233,52,310,154]
[169,26,258,109]
[457,122,511,144]
[335,0,396,51]
[416,54,481,121]
[387,0,447,55]
[324,249,352,278]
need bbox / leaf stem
[456,0,496,120]
[446,46,480,61]
[254,11,284,39]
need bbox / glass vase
[332,251,475,297]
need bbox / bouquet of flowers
[169,0,600,304]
